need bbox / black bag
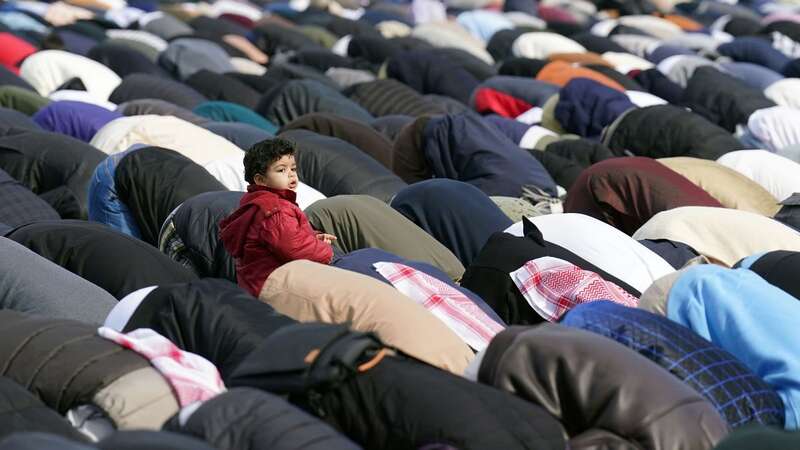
[228,323,388,416]
[774,193,800,232]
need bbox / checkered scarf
[510,256,638,322]
[98,327,226,407]
[374,262,505,352]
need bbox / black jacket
[165,388,360,450]
[117,99,208,125]
[0,168,60,227]
[486,28,536,62]
[498,57,548,77]
[633,68,685,105]
[6,220,196,299]
[428,48,495,82]
[530,150,585,190]
[0,430,217,450]
[279,129,406,203]
[228,323,567,450]
[289,50,376,74]
[344,79,446,117]
[0,377,89,442]
[109,74,208,110]
[737,250,800,301]
[544,138,615,168]
[712,426,800,450]
[114,146,227,246]
[0,106,40,132]
[682,66,775,132]
[535,138,616,188]
[281,112,394,169]
[185,70,261,110]
[160,190,243,280]
[200,122,273,151]
[256,79,373,127]
[460,218,639,325]
[262,62,340,91]
[96,431,217,450]
[88,42,171,79]
[585,64,644,91]
[123,279,296,380]
[603,104,745,160]
[251,22,324,57]
[346,35,404,64]
[0,128,105,219]
[386,50,480,105]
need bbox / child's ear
[253,173,267,186]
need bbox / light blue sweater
[667,264,800,429]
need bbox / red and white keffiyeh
[374,262,505,352]
[97,327,226,407]
[510,256,638,322]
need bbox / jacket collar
[246,184,297,204]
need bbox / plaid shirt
[374,262,505,352]
[98,327,226,407]
[510,256,638,322]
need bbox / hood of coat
[219,185,296,259]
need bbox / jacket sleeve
[260,211,334,264]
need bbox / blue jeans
[87,151,142,239]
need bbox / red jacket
[219,185,333,297]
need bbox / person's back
[219,138,335,296]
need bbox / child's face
[254,154,298,191]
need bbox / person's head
[244,138,298,191]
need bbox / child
[219,138,335,297]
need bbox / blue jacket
[391,179,512,267]
[32,101,121,143]
[422,112,557,197]
[483,114,531,145]
[667,264,800,429]
[721,62,784,91]
[717,37,791,74]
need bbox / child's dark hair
[244,138,297,184]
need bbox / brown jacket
[479,324,729,450]
[0,310,179,429]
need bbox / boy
[219,138,335,297]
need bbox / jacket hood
[555,78,636,138]
[219,185,296,259]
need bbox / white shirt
[626,90,667,108]
[49,90,117,111]
[519,125,556,149]
[765,78,800,110]
[717,149,800,203]
[747,106,800,153]
[104,285,158,331]
[511,32,586,59]
[20,50,121,99]
[296,182,327,210]
[505,213,674,293]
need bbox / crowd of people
[2,0,800,447]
